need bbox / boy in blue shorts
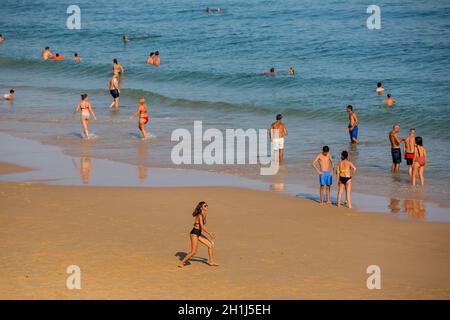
[312,146,335,205]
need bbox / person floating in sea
[123,35,129,43]
[312,146,335,205]
[73,93,97,139]
[411,136,427,187]
[3,89,14,101]
[153,51,160,66]
[376,81,384,95]
[385,93,396,106]
[50,53,65,60]
[147,52,155,65]
[216,7,221,13]
[404,128,416,176]
[389,124,405,173]
[0,34,4,44]
[205,7,211,13]
[263,67,276,76]
[346,105,359,144]
[108,74,120,110]
[72,52,81,61]
[336,150,357,209]
[289,67,295,75]
[41,46,53,60]
[113,58,124,76]
[269,113,288,162]
[178,201,219,268]
[129,98,149,139]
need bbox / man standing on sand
[346,105,359,144]
[108,75,120,109]
[312,146,335,205]
[269,114,288,162]
[41,46,53,60]
[389,124,405,173]
[404,128,416,176]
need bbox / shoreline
[0,131,449,222]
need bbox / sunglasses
[203,204,208,208]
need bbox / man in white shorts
[269,114,288,162]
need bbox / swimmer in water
[108,74,120,109]
[4,89,14,100]
[178,201,219,268]
[129,98,150,139]
[42,46,53,60]
[52,53,64,60]
[263,67,276,76]
[0,34,4,44]
[72,52,81,61]
[147,52,155,65]
[385,94,396,106]
[113,58,124,76]
[289,67,295,75]
[336,150,357,209]
[206,7,211,13]
[123,35,129,43]
[216,7,222,13]
[73,93,97,139]
[153,51,160,66]
[376,81,384,95]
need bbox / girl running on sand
[73,94,97,139]
[336,151,357,209]
[178,201,219,268]
[411,136,427,187]
[129,98,149,139]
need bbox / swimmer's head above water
[276,114,283,121]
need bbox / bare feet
[208,262,219,267]
[178,262,185,268]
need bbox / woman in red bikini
[130,98,149,139]
[411,136,427,187]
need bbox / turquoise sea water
[1,0,449,211]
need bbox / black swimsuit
[190,215,205,237]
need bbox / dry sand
[0,162,449,299]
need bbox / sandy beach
[1,162,449,299]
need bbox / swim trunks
[272,137,285,151]
[110,89,120,99]
[319,170,332,186]
[349,125,358,140]
[405,152,414,166]
[391,148,402,164]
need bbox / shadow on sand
[175,252,209,266]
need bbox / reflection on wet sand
[389,198,426,220]
[137,141,148,182]
[269,163,285,192]
[72,141,93,184]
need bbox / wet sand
[1,178,449,299]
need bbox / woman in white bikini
[73,94,97,139]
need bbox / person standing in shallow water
[73,94,97,139]
[404,128,416,176]
[129,98,149,139]
[389,124,405,173]
[346,105,359,144]
[411,136,427,187]
[178,201,219,268]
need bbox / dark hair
[10,89,14,93]
[270,67,275,73]
[347,105,353,111]
[0,34,3,37]
[113,58,118,64]
[150,52,154,56]
[192,201,207,217]
[45,46,49,50]
[56,53,60,57]
[81,93,88,100]
[415,136,423,146]
[387,94,391,98]
[410,128,415,132]
[377,82,382,87]
[276,114,282,120]
[341,150,349,160]
[74,52,78,57]
[323,146,329,152]
[155,51,159,56]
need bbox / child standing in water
[73,94,97,139]
[336,151,357,209]
[312,146,335,205]
[130,98,149,139]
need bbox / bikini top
[193,214,206,228]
